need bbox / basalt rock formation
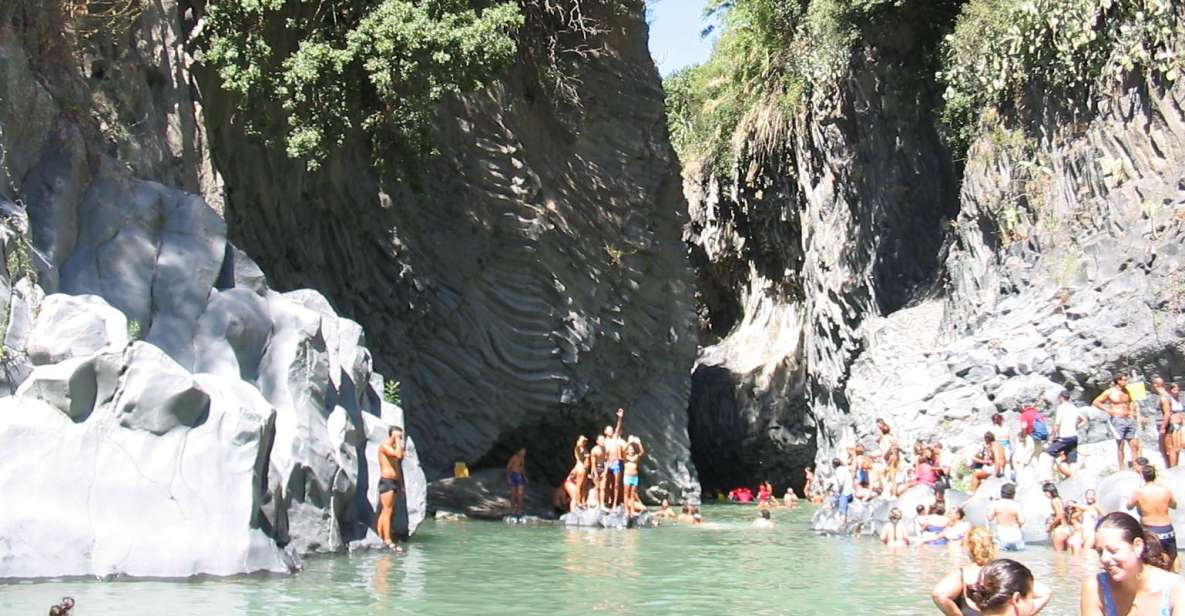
[199,0,700,499]
[0,1,425,578]
[684,15,959,495]
[684,7,1185,490]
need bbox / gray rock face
[684,16,958,493]
[199,0,700,499]
[0,14,426,578]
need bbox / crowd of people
[550,408,651,516]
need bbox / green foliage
[939,0,1185,152]
[384,379,402,406]
[664,0,906,172]
[204,0,524,171]
[128,319,142,341]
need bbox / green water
[2,505,1098,615]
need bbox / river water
[2,504,1101,615]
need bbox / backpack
[1029,410,1050,441]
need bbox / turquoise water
[2,505,1100,615]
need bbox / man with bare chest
[1127,465,1178,570]
[603,409,626,511]
[376,426,405,552]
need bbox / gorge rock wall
[0,1,425,579]
[684,15,958,494]
[686,7,1185,485]
[200,0,700,499]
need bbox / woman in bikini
[622,437,646,515]
[1093,374,1141,470]
[564,435,591,511]
[1081,512,1184,615]
[931,526,999,616]
[1044,482,1071,552]
[1161,382,1183,467]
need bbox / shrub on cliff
[203,0,524,171]
[939,0,1185,150]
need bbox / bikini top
[957,567,983,616]
[1169,396,1183,413]
[1097,571,1175,616]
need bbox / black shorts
[1046,437,1078,463]
[378,477,400,495]
[1149,525,1178,562]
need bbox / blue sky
[647,0,719,77]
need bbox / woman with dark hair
[931,527,1002,615]
[964,559,1051,616]
[1042,482,1070,551]
[1081,512,1185,615]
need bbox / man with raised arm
[376,426,405,552]
[603,408,627,511]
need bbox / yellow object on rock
[1129,382,1148,401]
[454,462,470,479]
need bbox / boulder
[25,294,128,365]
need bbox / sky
[647,0,720,77]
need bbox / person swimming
[965,558,1051,616]
[921,502,951,546]
[752,509,774,528]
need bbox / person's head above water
[1141,464,1157,482]
[1095,511,1170,576]
[1000,483,1016,500]
[889,507,902,522]
[965,526,997,566]
[916,504,927,515]
[965,559,1037,616]
[760,509,771,520]
[661,499,670,509]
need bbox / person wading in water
[376,426,405,552]
[1093,374,1142,470]
[1081,512,1184,615]
[1126,464,1179,572]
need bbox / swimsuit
[1046,436,1079,462]
[509,471,526,487]
[1110,416,1137,440]
[378,477,400,495]
[1170,397,1183,432]
[1097,571,1176,616]
[855,468,869,484]
[955,568,982,616]
[996,525,1025,551]
[624,475,639,487]
[1147,524,1178,562]
[833,493,853,516]
[924,524,948,546]
[608,460,624,475]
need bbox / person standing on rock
[622,436,646,515]
[1154,376,1171,464]
[831,457,854,525]
[376,426,405,552]
[1160,382,1183,468]
[1047,390,1086,479]
[1126,464,1178,571]
[989,413,1013,469]
[590,435,607,509]
[603,408,627,511]
[988,483,1026,552]
[876,419,901,495]
[564,435,590,512]
[971,432,1006,493]
[506,448,528,517]
[1093,374,1142,469]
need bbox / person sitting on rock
[854,479,877,502]
[850,444,873,486]
[1093,373,1142,469]
[1126,464,1178,571]
[506,448,528,517]
[376,426,405,552]
[622,436,646,515]
[970,432,1006,493]
[602,408,627,511]
[988,483,1026,551]
[752,509,774,528]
